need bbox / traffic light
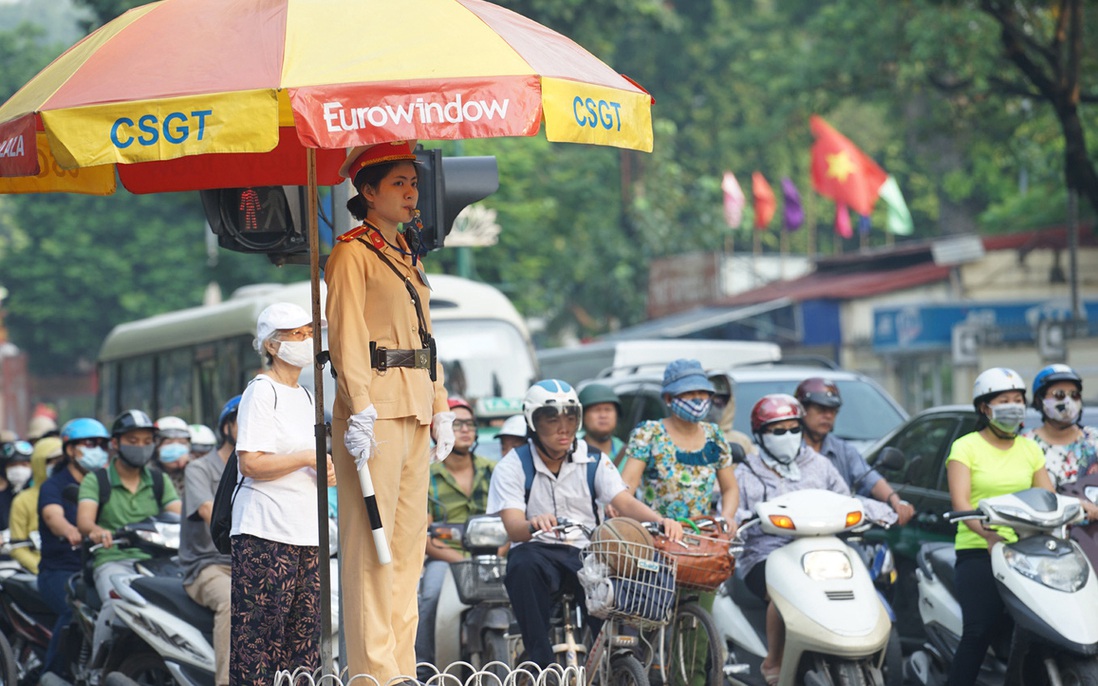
[414,147,499,251]
[201,185,309,261]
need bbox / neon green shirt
[946,431,1045,551]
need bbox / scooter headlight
[802,550,853,581]
[1002,546,1089,592]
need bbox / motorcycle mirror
[876,447,906,473]
[728,443,746,464]
[1086,486,1098,504]
[62,483,80,504]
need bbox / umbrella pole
[307,147,335,674]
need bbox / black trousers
[504,541,602,667]
[949,548,1010,686]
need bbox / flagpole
[806,185,817,261]
[780,228,788,279]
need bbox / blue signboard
[873,301,1098,352]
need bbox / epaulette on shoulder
[336,225,370,243]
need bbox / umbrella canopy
[0,0,653,196]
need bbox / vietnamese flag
[752,171,776,230]
[810,115,888,216]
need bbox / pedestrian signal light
[200,185,308,262]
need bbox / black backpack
[94,465,168,519]
[209,451,240,555]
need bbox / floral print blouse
[1022,425,1098,487]
[624,419,734,520]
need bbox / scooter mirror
[876,447,906,473]
[728,443,746,464]
[1085,486,1098,504]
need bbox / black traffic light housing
[414,147,499,251]
[202,148,498,259]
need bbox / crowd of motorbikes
[2,454,1097,686]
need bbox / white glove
[345,406,378,468]
[431,412,456,463]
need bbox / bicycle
[515,520,678,686]
[647,517,731,686]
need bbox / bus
[96,276,538,428]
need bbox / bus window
[97,361,118,423]
[119,356,155,415]
[432,319,536,401]
[157,348,193,419]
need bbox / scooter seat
[130,576,214,636]
[4,572,57,620]
[918,543,957,598]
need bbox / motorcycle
[0,534,57,686]
[1058,472,1098,568]
[716,489,896,686]
[427,514,513,679]
[904,488,1098,685]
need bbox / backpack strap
[95,468,111,520]
[517,443,601,524]
[248,376,279,409]
[148,466,166,509]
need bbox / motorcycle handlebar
[945,510,984,523]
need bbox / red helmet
[448,397,475,415]
[794,377,842,409]
[750,394,805,433]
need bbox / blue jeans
[38,568,77,676]
[415,559,450,679]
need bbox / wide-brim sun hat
[662,358,716,397]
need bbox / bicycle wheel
[607,655,648,686]
[664,602,725,686]
[0,633,18,686]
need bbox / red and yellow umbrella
[0,0,653,196]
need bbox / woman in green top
[945,367,1053,686]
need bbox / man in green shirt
[416,398,495,679]
[76,409,180,665]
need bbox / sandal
[760,664,780,686]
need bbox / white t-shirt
[486,439,628,549]
[231,375,319,546]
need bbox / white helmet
[498,414,528,439]
[155,416,191,440]
[188,424,217,449]
[973,367,1027,405]
[523,379,581,429]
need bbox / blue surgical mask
[670,397,712,423]
[158,443,190,464]
[77,446,109,471]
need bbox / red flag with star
[810,115,888,216]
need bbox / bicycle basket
[450,558,509,605]
[579,541,677,629]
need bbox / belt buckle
[414,349,430,369]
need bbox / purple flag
[781,177,804,232]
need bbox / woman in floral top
[1022,364,1098,519]
[621,359,740,529]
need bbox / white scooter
[716,489,896,686]
[904,488,1098,686]
[430,514,513,679]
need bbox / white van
[537,339,781,387]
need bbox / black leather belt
[370,345,431,372]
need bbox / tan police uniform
[326,223,448,682]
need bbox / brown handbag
[653,517,736,591]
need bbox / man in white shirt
[486,379,682,667]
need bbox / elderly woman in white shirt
[229,303,337,686]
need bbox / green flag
[878,175,913,235]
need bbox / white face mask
[989,402,1026,435]
[274,338,313,368]
[1043,396,1082,424]
[761,432,802,465]
[6,465,32,490]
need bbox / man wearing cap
[8,436,63,573]
[796,377,914,525]
[578,384,627,470]
[497,415,528,458]
[326,141,453,682]
[416,398,496,680]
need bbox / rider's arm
[425,536,465,562]
[499,507,540,543]
[716,466,739,531]
[620,458,645,493]
[607,491,683,541]
[1032,466,1054,492]
[946,460,1001,546]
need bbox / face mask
[761,432,802,465]
[77,446,109,471]
[275,338,313,368]
[118,443,156,468]
[1043,396,1082,424]
[6,466,31,490]
[670,397,712,423]
[989,403,1026,435]
[158,443,190,464]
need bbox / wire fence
[274,662,585,686]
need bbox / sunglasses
[1049,390,1082,401]
[73,438,109,449]
[766,426,802,436]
